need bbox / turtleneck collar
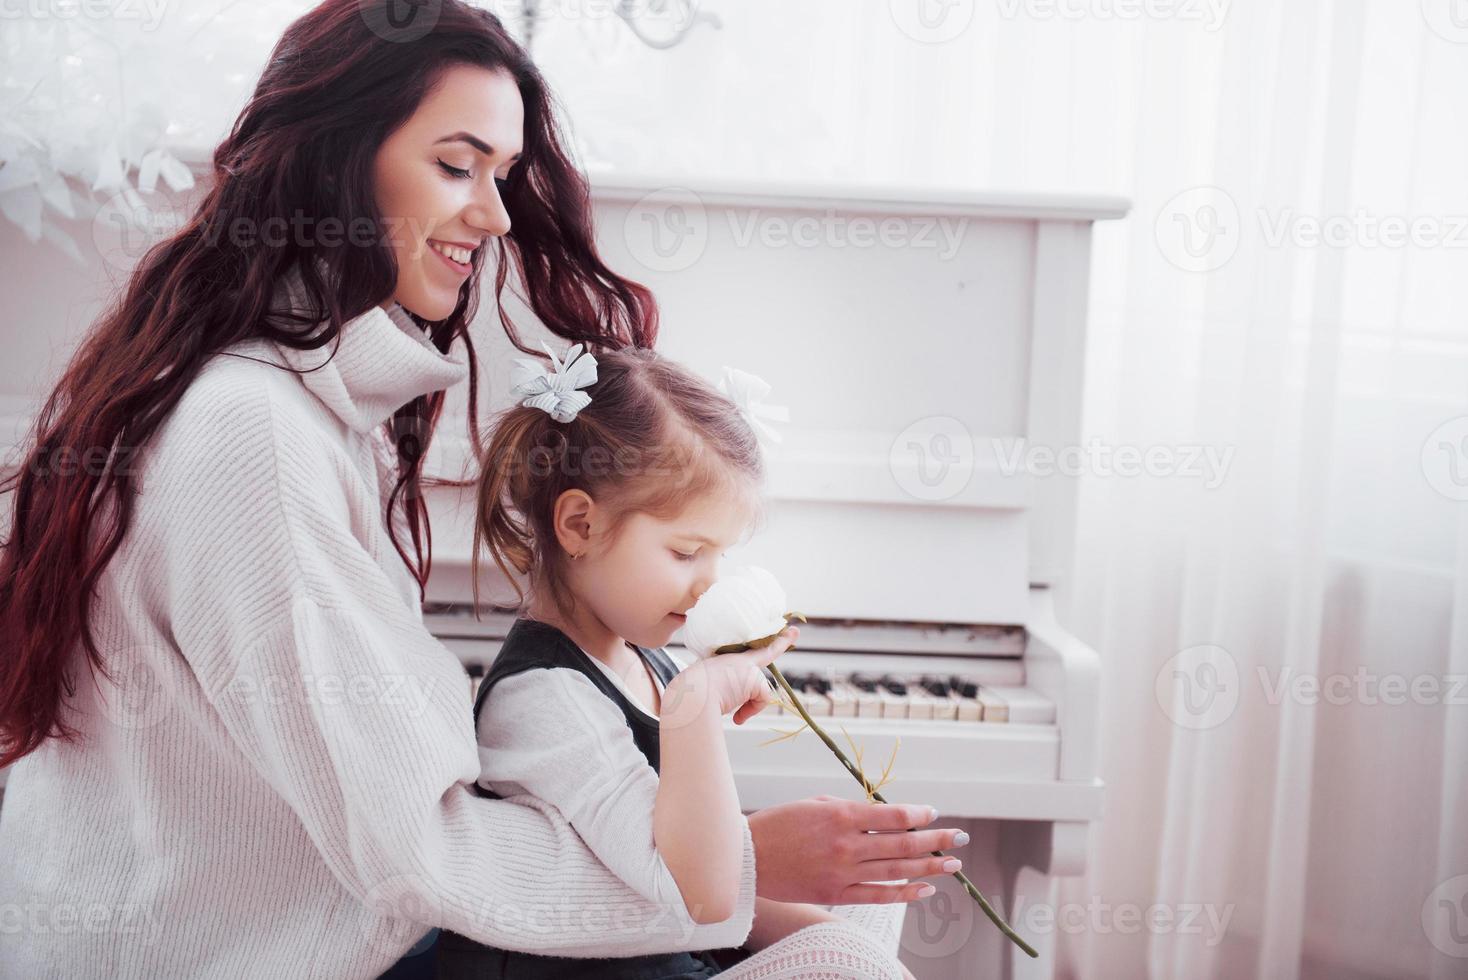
[262,264,469,434]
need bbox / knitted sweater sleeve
[475,668,707,917]
[156,375,756,957]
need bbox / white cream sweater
[0,278,756,978]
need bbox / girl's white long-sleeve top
[0,275,757,979]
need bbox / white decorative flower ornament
[717,367,789,445]
[510,340,599,423]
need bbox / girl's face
[565,492,754,651]
[372,64,524,321]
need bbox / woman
[0,2,966,976]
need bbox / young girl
[436,343,920,978]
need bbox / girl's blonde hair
[472,346,764,618]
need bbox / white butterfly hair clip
[510,340,599,423]
[717,366,790,446]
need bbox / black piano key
[849,672,880,693]
[920,675,951,697]
[949,675,979,698]
[878,674,908,696]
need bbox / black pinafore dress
[434,618,738,980]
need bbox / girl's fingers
[749,627,799,667]
[731,699,769,725]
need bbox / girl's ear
[552,488,597,559]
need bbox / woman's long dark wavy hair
[0,0,659,768]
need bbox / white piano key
[782,676,832,718]
[927,696,958,721]
[984,685,1056,725]
[904,691,937,721]
[976,686,1009,723]
[799,687,834,717]
[826,684,858,718]
[913,676,958,721]
[952,691,984,722]
[877,690,908,720]
[839,679,883,718]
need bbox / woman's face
[372,64,524,321]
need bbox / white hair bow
[717,366,789,445]
[511,340,599,423]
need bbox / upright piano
[418,173,1130,979]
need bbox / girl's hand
[663,626,798,724]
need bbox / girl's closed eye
[671,549,698,562]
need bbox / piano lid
[423,175,1129,626]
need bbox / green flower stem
[765,663,1039,960]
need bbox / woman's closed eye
[437,158,472,179]
[439,158,513,194]
[671,549,698,562]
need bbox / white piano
[421,174,1129,979]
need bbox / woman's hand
[662,626,798,724]
[746,796,968,905]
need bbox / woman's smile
[427,238,476,277]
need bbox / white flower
[679,566,791,659]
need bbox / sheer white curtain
[531,3,1468,978]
